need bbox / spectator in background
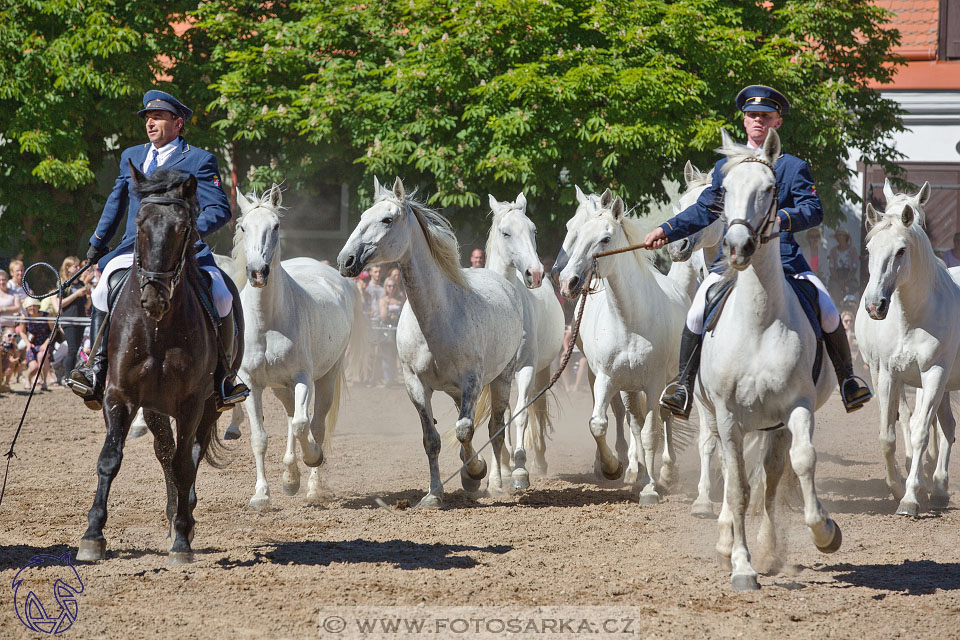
[378,277,405,385]
[944,233,960,268]
[18,298,52,391]
[52,257,91,380]
[828,228,858,301]
[0,326,20,391]
[386,266,406,302]
[0,270,21,317]
[366,264,384,319]
[470,248,485,268]
[6,259,26,303]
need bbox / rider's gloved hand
[86,244,108,264]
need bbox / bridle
[725,157,780,246]
[135,195,196,298]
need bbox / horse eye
[895,247,905,257]
[382,217,393,225]
[501,231,511,238]
[601,237,611,244]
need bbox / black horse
[77,164,242,564]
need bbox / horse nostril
[344,255,356,269]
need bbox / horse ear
[488,194,499,211]
[181,174,198,200]
[883,178,895,204]
[269,183,282,208]
[719,128,736,150]
[373,175,382,196]
[917,181,931,207]
[611,196,624,219]
[762,129,781,165]
[683,160,699,187]
[128,159,146,191]
[516,192,527,210]
[235,187,251,211]
[901,204,914,227]
[392,177,405,200]
[600,188,613,207]
[574,184,586,204]
[865,203,879,228]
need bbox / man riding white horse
[645,85,871,417]
[67,90,249,411]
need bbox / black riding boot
[67,308,109,411]
[659,326,703,419]
[214,310,249,412]
[823,326,872,413]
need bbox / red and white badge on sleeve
[213,175,221,187]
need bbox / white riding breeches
[92,253,233,317]
[685,270,840,335]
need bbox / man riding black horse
[67,90,248,411]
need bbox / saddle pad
[704,276,824,383]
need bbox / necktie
[145,149,158,176]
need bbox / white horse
[486,193,565,486]
[856,179,959,515]
[338,177,523,507]
[236,184,365,509]
[555,192,690,503]
[697,129,840,590]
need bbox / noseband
[135,195,196,298]
[725,157,779,246]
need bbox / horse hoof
[816,519,842,553]
[532,460,548,477]
[223,425,241,440]
[896,500,919,517]
[168,551,194,565]
[282,477,301,496]
[510,469,530,491]
[716,554,732,571]
[691,501,715,519]
[302,452,324,468]
[601,460,624,481]
[731,574,760,591]
[418,493,442,509]
[128,424,148,439]
[929,493,950,509]
[461,471,483,493]
[659,466,679,488]
[624,470,638,485]
[248,494,270,511]
[76,538,106,562]
[638,491,660,505]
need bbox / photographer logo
[11,552,84,634]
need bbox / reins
[377,241,649,512]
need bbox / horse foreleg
[487,374,512,495]
[169,403,205,564]
[692,402,718,518]
[245,386,271,510]
[77,396,135,562]
[454,374,487,493]
[756,428,790,574]
[403,372,441,508]
[717,417,757,590]
[589,372,622,481]
[610,392,629,471]
[901,386,918,475]
[876,371,905,500]
[787,403,841,553]
[931,395,955,509]
[900,369,948,516]
[510,364,536,491]
[273,385,302,496]
[659,410,679,491]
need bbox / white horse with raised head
[856,179,959,515]
[696,129,840,590]
[554,192,690,504]
[486,193,565,487]
[338,177,523,507]
[236,184,366,509]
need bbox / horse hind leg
[145,411,177,534]
[929,395,955,509]
[487,374,512,495]
[168,403,208,564]
[78,397,136,562]
[223,404,244,440]
[692,404,718,518]
[611,392,630,473]
[877,374,906,500]
[510,365,536,491]
[623,391,658,504]
[589,373,623,481]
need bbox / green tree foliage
[197,0,903,236]
[0,0,193,256]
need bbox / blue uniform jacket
[659,152,822,275]
[90,137,231,271]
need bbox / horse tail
[203,413,234,469]
[526,367,554,453]
[322,366,345,454]
[345,282,371,381]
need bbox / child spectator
[0,326,20,391]
[0,269,21,317]
[18,298,53,390]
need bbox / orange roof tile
[876,0,940,58]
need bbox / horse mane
[381,190,470,289]
[133,168,194,197]
[718,141,771,176]
[594,207,658,271]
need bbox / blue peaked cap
[137,90,193,121]
[736,85,790,115]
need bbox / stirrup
[840,375,872,414]
[216,377,250,413]
[659,380,692,419]
[66,369,104,411]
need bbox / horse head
[551,185,610,281]
[487,192,543,288]
[718,129,781,270]
[236,184,283,288]
[863,179,932,320]
[338,177,412,277]
[556,193,628,298]
[667,162,720,262]
[131,161,199,321]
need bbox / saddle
[703,275,824,384]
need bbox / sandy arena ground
[0,380,958,639]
